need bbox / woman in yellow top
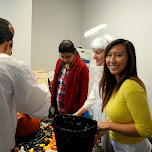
[96,39,152,152]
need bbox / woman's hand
[97,121,110,131]
[95,128,109,144]
[95,129,102,144]
[73,107,87,116]
[94,120,110,144]
[73,112,78,116]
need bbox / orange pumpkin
[16,113,41,136]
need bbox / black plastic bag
[53,114,97,152]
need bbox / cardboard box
[33,70,49,87]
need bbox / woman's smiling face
[106,44,128,81]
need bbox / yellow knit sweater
[105,79,152,144]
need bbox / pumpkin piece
[16,113,41,136]
[42,132,57,151]
[43,130,48,134]
[43,144,51,151]
[50,137,56,146]
[13,147,19,152]
[39,144,45,147]
[29,148,34,152]
[50,126,53,130]
[51,145,57,151]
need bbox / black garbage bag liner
[53,114,97,152]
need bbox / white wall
[2,0,151,113]
[0,0,32,67]
[31,0,81,72]
[81,0,152,114]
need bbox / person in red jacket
[51,40,89,114]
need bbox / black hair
[0,18,14,48]
[0,18,11,27]
[59,40,80,57]
[0,23,13,45]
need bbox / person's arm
[74,88,96,115]
[126,91,152,137]
[97,91,152,137]
[97,121,140,136]
[14,63,51,119]
[95,118,109,143]
[74,107,87,116]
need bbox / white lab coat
[83,65,110,150]
[0,53,51,152]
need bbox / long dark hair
[99,39,145,112]
[59,40,80,57]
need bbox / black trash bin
[53,114,97,152]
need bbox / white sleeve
[13,63,51,119]
[83,84,96,111]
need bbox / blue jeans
[112,138,152,152]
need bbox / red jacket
[51,55,89,114]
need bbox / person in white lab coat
[0,18,51,152]
[74,35,114,151]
